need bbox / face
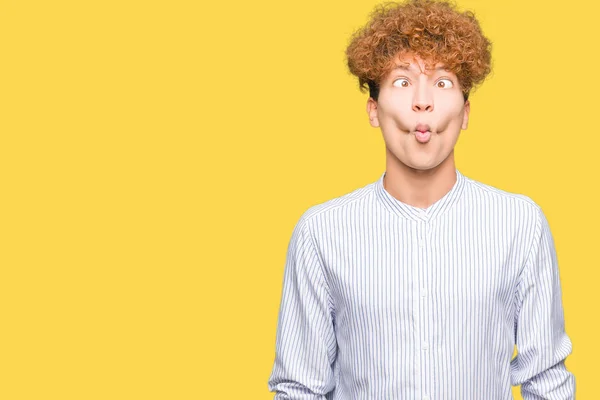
[367,53,470,172]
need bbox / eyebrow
[393,64,450,73]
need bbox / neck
[383,151,457,209]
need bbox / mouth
[415,123,431,132]
[414,123,432,143]
[414,130,431,143]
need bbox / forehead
[387,53,454,76]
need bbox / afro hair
[345,0,493,101]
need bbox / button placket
[411,220,423,393]
[418,220,431,397]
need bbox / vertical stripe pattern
[268,169,575,399]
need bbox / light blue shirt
[268,168,575,399]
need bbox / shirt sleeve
[510,206,576,399]
[267,217,338,399]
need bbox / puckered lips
[414,123,431,143]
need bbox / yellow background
[0,0,596,398]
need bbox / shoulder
[462,174,542,221]
[294,178,377,232]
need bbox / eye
[436,78,454,89]
[392,78,409,87]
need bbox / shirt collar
[374,168,467,222]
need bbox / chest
[322,219,520,329]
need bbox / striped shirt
[267,168,575,399]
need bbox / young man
[267,0,575,398]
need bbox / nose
[413,100,433,112]
[412,84,433,112]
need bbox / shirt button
[421,287,427,297]
[423,396,430,400]
[419,241,425,248]
[422,341,429,350]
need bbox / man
[267,0,575,398]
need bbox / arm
[510,206,575,399]
[267,217,337,399]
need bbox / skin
[367,52,470,210]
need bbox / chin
[404,154,448,169]
[408,162,441,171]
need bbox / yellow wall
[0,0,594,398]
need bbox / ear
[367,97,379,127]
[461,100,470,130]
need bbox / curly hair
[345,0,492,102]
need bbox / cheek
[379,97,412,122]
[438,94,465,114]
[436,102,465,126]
